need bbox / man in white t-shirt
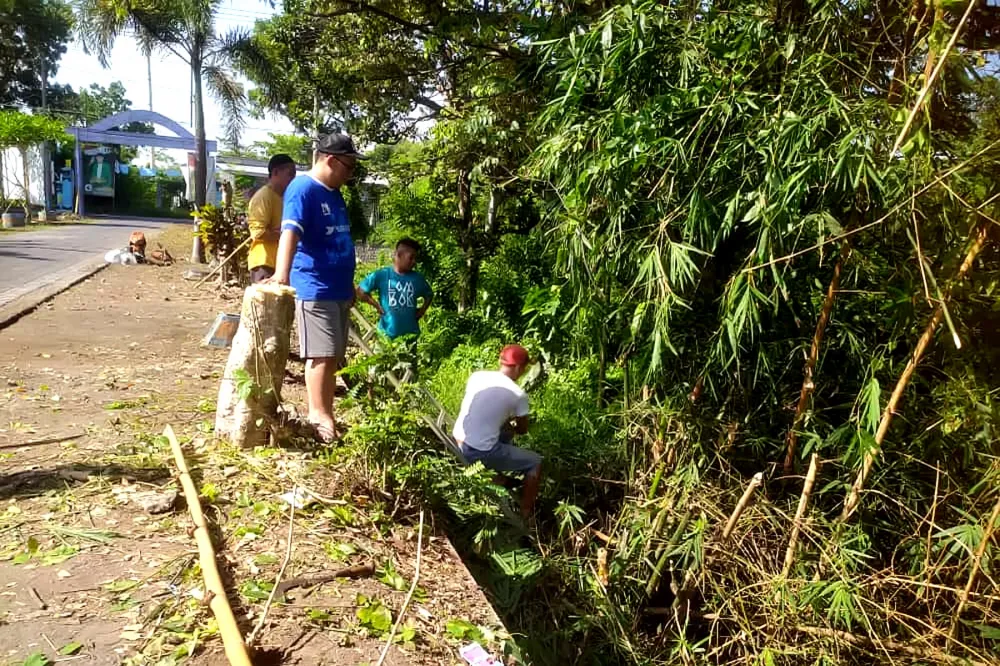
[453,344,542,517]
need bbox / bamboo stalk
[782,454,821,577]
[840,226,988,522]
[949,486,1000,642]
[783,243,849,475]
[165,425,253,666]
[891,0,977,155]
[722,472,763,541]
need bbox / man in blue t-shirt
[272,133,364,442]
[356,238,433,340]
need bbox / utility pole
[40,55,51,217]
[147,53,155,169]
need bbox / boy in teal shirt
[356,238,433,340]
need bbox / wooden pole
[840,225,988,522]
[165,425,253,666]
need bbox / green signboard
[83,144,117,197]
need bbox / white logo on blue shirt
[321,202,331,216]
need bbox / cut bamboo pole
[949,486,1000,642]
[722,472,763,541]
[840,225,988,522]
[782,454,821,577]
[165,425,253,666]
[783,242,849,475]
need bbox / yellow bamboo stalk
[165,425,253,666]
[782,454,821,577]
[783,243,849,476]
[840,226,988,522]
[722,472,763,542]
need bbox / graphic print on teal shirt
[280,175,356,301]
[359,267,432,339]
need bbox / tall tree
[237,0,553,307]
[0,0,74,110]
[76,0,252,261]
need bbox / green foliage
[114,168,187,218]
[195,202,249,283]
[0,111,67,150]
[261,0,1000,662]
[18,652,52,666]
[355,595,393,637]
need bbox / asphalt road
[0,217,182,310]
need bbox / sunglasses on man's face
[331,155,357,171]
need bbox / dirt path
[0,226,504,666]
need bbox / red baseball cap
[499,344,530,367]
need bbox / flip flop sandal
[310,422,338,444]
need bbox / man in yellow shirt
[247,154,297,283]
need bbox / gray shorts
[295,299,351,364]
[460,437,542,475]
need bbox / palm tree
[76,0,251,262]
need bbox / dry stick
[949,487,1000,642]
[165,425,253,666]
[275,563,376,595]
[193,236,252,288]
[374,510,424,666]
[246,488,295,650]
[0,433,85,450]
[839,225,989,522]
[891,0,978,155]
[783,242,849,475]
[782,454,821,577]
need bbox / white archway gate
[66,109,217,217]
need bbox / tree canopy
[0,0,74,111]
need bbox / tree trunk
[191,56,207,264]
[457,168,477,312]
[19,146,30,215]
[485,187,497,234]
[216,284,296,448]
[460,251,480,313]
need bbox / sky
[51,0,295,157]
